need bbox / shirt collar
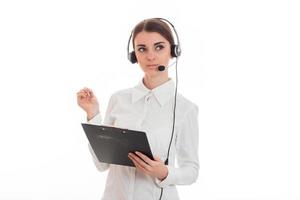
[132,78,175,107]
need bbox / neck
[143,74,170,90]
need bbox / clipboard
[81,123,154,167]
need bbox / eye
[137,47,146,53]
[155,45,165,51]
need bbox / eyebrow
[136,41,166,47]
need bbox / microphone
[158,65,165,71]
[157,61,176,72]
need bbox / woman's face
[134,31,171,76]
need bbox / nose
[146,50,156,61]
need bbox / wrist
[87,110,100,121]
[158,166,168,181]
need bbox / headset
[127,18,181,200]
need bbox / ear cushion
[129,51,137,63]
[171,45,181,58]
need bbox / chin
[145,71,162,78]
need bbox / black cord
[159,58,178,200]
[165,58,178,165]
[159,188,163,200]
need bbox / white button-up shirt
[87,79,199,200]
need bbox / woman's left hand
[128,151,168,181]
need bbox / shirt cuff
[155,165,175,188]
[87,113,102,125]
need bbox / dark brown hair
[132,18,175,48]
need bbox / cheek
[163,50,172,60]
[138,64,147,72]
[135,54,144,63]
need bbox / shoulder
[176,93,198,113]
[175,93,199,127]
[109,87,135,102]
[174,94,199,136]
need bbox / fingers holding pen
[76,87,100,120]
[77,87,94,98]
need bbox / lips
[146,64,158,68]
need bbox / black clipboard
[81,123,154,167]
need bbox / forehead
[134,31,169,45]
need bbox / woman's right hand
[77,87,100,120]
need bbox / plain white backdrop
[0,0,299,199]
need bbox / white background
[0,0,300,199]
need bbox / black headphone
[127,18,181,64]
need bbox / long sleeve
[86,94,117,172]
[156,105,199,187]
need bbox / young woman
[77,18,199,200]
